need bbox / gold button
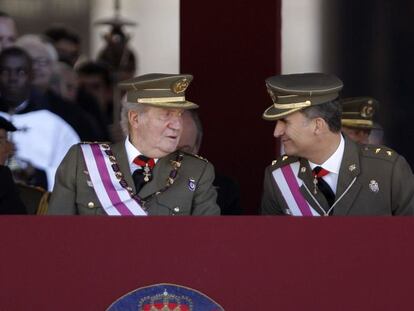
[173,207,180,213]
[87,202,95,209]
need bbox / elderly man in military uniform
[261,73,414,216]
[48,73,220,216]
[340,97,381,144]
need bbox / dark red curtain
[180,0,281,214]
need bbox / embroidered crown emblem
[139,289,193,311]
[172,78,189,94]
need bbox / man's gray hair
[120,101,148,136]
[15,34,58,63]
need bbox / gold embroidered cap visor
[340,97,378,129]
[262,73,343,121]
[118,73,199,109]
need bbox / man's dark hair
[76,61,112,87]
[301,99,342,132]
[0,46,32,70]
[44,26,80,45]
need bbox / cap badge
[172,78,189,94]
[349,164,356,172]
[369,180,379,193]
[188,178,196,191]
[361,104,374,118]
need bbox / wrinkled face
[0,17,17,52]
[342,126,370,144]
[0,54,31,106]
[274,111,317,158]
[28,46,53,89]
[130,106,184,158]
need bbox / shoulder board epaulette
[270,154,299,168]
[180,151,209,163]
[361,145,397,161]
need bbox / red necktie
[312,166,330,178]
[133,155,155,169]
[312,166,335,209]
[132,155,155,192]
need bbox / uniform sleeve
[391,155,414,215]
[191,162,220,215]
[260,166,285,215]
[47,144,79,215]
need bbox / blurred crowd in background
[0,10,136,192]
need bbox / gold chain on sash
[100,143,183,210]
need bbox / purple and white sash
[80,143,147,216]
[272,162,319,216]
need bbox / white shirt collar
[308,134,345,175]
[125,136,158,173]
[125,136,141,167]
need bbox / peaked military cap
[340,97,378,129]
[0,116,16,132]
[118,73,198,109]
[262,73,343,120]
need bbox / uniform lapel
[332,136,362,215]
[111,142,136,192]
[138,152,175,199]
[297,158,330,216]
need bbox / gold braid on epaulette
[181,151,209,163]
[361,145,396,160]
[271,154,299,167]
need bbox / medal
[313,176,318,194]
[143,163,152,182]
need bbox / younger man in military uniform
[340,97,379,144]
[48,73,220,216]
[261,73,414,216]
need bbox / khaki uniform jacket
[48,142,220,215]
[261,136,414,216]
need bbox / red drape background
[180,0,281,214]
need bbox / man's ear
[128,110,139,129]
[314,117,327,134]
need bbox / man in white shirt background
[0,46,79,190]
